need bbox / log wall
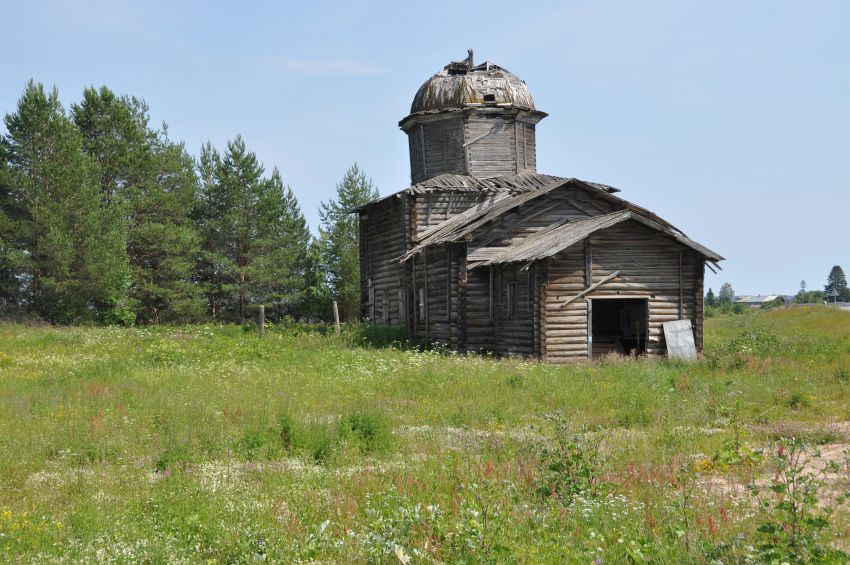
[409,119,466,184]
[359,196,408,325]
[465,115,517,178]
[463,263,535,356]
[413,192,493,237]
[412,243,458,344]
[545,220,705,361]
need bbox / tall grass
[1,307,849,561]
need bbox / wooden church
[356,52,723,361]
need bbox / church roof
[402,51,542,127]
[395,177,724,265]
[354,172,619,212]
[465,210,724,268]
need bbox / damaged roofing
[391,175,724,266]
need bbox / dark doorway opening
[591,298,648,358]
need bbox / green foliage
[705,287,716,308]
[825,265,850,302]
[73,87,204,324]
[337,412,393,455]
[3,302,850,561]
[194,137,311,323]
[749,439,849,563]
[707,325,780,368]
[718,282,734,307]
[346,321,411,349]
[156,441,192,473]
[528,413,608,502]
[318,163,379,322]
[0,81,130,323]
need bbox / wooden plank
[663,319,697,360]
[559,271,620,308]
[586,298,592,359]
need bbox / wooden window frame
[507,282,518,319]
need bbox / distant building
[735,295,786,308]
[357,52,723,361]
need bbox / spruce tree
[705,287,716,307]
[825,266,850,302]
[318,163,379,322]
[1,81,130,322]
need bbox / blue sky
[1,0,848,296]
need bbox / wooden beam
[678,251,683,319]
[586,299,593,360]
[559,271,620,309]
[584,238,592,288]
[418,125,427,177]
[424,246,429,343]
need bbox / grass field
[2,307,850,563]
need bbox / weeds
[528,413,608,502]
[749,438,849,563]
[2,307,850,561]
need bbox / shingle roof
[396,176,717,261]
[353,171,620,213]
[465,210,724,268]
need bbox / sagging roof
[397,176,704,262]
[353,171,621,214]
[465,210,724,269]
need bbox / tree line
[705,265,850,313]
[0,81,377,324]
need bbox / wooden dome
[407,52,536,118]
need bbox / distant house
[735,295,786,308]
[356,52,724,362]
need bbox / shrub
[527,413,608,502]
[346,322,411,349]
[337,412,393,454]
[749,438,849,563]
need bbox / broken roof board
[353,171,621,213]
[397,176,721,264]
[465,210,724,269]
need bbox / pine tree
[245,167,311,311]
[1,81,130,322]
[318,163,379,322]
[705,287,716,307]
[0,137,28,306]
[72,87,202,323]
[194,136,311,322]
[194,142,233,320]
[71,86,151,205]
[825,266,850,302]
[130,134,204,323]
